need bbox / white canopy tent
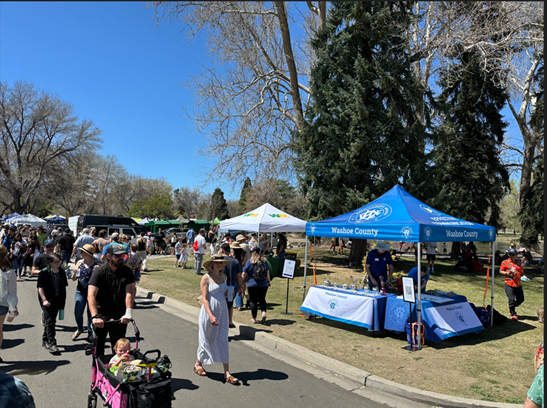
[10,214,48,228]
[220,203,307,233]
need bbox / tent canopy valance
[220,203,306,233]
[305,185,496,242]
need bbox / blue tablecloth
[300,285,395,331]
[384,293,484,342]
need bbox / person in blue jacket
[408,265,429,291]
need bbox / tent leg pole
[303,236,308,302]
[417,242,422,350]
[490,241,496,328]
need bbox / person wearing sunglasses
[37,253,68,354]
[87,244,135,357]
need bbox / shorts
[170,242,177,247]
[427,254,436,261]
[0,305,8,316]
[175,253,181,260]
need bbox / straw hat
[229,241,242,249]
[80,244,95,257]
[203,254,230,273]
[0,245,13,270]
[235,234,246,242]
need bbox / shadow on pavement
[205,368,289,386]
[3,323,34,332]
[1,338,25,349]
[170,377,199,393]
[0,359,70,376]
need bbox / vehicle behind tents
[68,215,147,242]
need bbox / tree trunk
[349,239,368,267]
[450,242,460,260]
[274,1,304,130]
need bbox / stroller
[86,319,173,408]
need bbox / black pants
[504,283,524,316]
[94,323,128,357]
[248,286,268,319]
[41,305,59,346]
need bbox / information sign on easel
[401,276,419,351]
[281,259,296,315]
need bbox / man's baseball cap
[111,232,120,241]
[83,228,90,234]
[508,248,517,255]
[44,239,55,247]
[220,243,231,253]
[107,244,126,255]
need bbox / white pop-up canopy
[10,214,47,228]
[220,203,307,233]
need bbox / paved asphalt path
[0,274,429,408]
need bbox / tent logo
[400,226,413,239]
[489,229,495,239]
[243,213,259,217]
[348,204,392,223]
[309,224,317,235]
[424,227,433,239]
[419,204,441,216]
[268,214,289,218]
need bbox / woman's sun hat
[80,244,96,257]
[203,254,230,273]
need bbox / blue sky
[1,1,523,201]
[0,1,231,195]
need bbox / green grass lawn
[139,235,543,403]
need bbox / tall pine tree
[211,188,229,220]
[433,47,509,229]
[238,177,252,213]
[518,52,544,249]
[295,1,428,220]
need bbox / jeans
[13,256,23,277]
[41,304,59,346]
[194,253,204,274]
[504,283,524,316]
[74,289,92,333]
[60,250,71,266]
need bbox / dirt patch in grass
[140,239,543,404]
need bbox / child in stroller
[87,319,173,408]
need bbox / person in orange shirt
[500,248,527,320]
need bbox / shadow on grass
[262,319,296,327]
[429,320,537,349]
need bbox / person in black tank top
[137,233,148,271]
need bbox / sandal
[260,315,267,324]
[229,323,236,329]
[224,375,240,385]
[71,329,84,341]
[194,366,207,376]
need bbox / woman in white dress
[194,254,240,385]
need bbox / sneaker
[174,265,178,268]
[48,344,60,354]
[511,315,518,321]
[42,341,48,349]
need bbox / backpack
[254,260,268,281]
[193,239,199,252]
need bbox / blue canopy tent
[303,185,497,347]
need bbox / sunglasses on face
[112,253,125,258]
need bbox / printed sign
[282,259,296,279]
[402,276,415,303]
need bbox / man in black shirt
[32,239,55,274]
[55,230,76,267]
[154,228,166,255]
[88,243,135,356]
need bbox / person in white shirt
[426,242,437,273]
[174,238,183,268]
[193,229,207,276]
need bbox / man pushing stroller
[88,243,135,356]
